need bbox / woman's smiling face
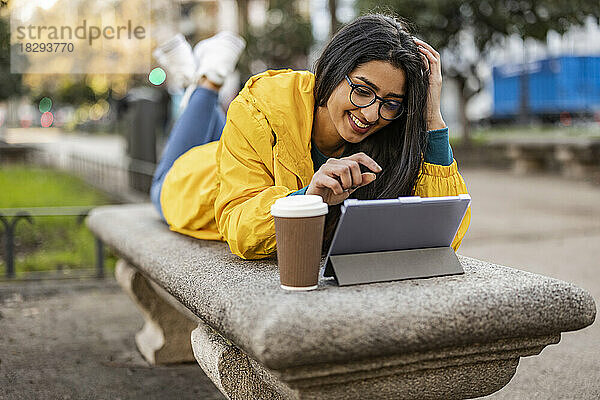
[326,60,407,144]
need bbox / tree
[237,0,313,81]
[237,0,250,38]
[356,0,600,141]
[329,0,340,37]
[0,17,26,102]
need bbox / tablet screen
[324,195,470,276]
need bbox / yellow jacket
[160,69,471,259]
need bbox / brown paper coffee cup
[271,195,328,291]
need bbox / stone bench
[87,204,596,400]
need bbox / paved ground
[0,280,225,400]
[0,167,598,399]
[460,169,600,399]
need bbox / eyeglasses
[344,75,405,121]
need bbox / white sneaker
[192,31,246,86]
[177,31,246,112]
[152,33,196,91]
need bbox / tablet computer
[323,194,471,281]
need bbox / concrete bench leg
[191,320,561,400]
[191,322,286,400]
[115,259,198,364]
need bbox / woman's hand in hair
[414,38,446,131]
[306,153,381,205]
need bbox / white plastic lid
[271,195,328,218]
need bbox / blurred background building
[1,0,599,141]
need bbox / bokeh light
[98,99,110,115]
[41,111,54,128]
[87,99,111,121]
[39,0,58,11]
[111,78,129,100]
[89,103,104,121]
[86,75,109,96]
[75,105,90,122]
[39,97,52,113]
[149,67,166,85]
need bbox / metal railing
[26,147,156,202]
[0,206,105,279]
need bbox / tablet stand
[324,247,463,286]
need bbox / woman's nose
[359,102,380,123]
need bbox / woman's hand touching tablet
[306,152,382,205]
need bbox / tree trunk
[518,38,530,125]
[328,0,339,37]
[456,76,471,145]
[237,0,249,38]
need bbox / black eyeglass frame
[344,75,405,121]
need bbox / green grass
[0,166,117,278]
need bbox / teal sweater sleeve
[290,128,453,196]
[289,186,308,196]
[424,127,453,166]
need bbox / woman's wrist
[427,113,446,131]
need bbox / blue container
[492,64,521,117]
[528,59,557,113]
[584,56,600,110]
[558,56,585,111]
[492,56,600,118]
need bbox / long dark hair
[313,13,430,251]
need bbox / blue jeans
[151,87,226,221]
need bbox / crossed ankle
[197,76,222,92]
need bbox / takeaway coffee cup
[271,195,328,291]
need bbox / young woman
[151,14,471,260]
